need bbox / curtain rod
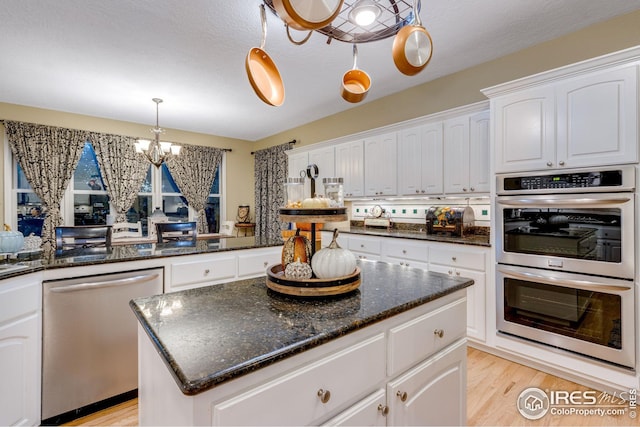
[251,139,296,155]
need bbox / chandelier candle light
[135,98,181,167]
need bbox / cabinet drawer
[387,297,466,376]
[171,255,236,287]
[0,277,40,326]
[322,388,386,426]
[384,240,428,262]
[348,236,381,255]
[428,246,485,271]
[237,247,281,278]
[213,333,386,426]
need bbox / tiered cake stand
[266,207,361,297]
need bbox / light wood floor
[65,347,635,426]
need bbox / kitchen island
[130,260,473,426]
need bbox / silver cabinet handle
[397,391,408,402]
[546,161,553,167]
[559,160,565,166]
[434,329,444,338]
[451,256,457,262]
[378,404,389,416]
[204,269,210,275]
[317,388,331,404]
[462,187,468,192]
[470,187,475,191]
[263,261,268,267]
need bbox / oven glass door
[497,265,635,368]
[496,193,634,279]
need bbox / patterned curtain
[89,132,149,223]
[5,121,87,252]
[254,143,290,240]
[165,145,224,233]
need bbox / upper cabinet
[398,123,443,196]
[486,54,639,173]
[309,146,335,196]
[335,140,365,198]
[364,132,397,197]
[443,111,490,194]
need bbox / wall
[0,103,255,226]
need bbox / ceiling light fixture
[348,0,381,27]
[135,98,181,167]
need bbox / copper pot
[341,44,371,103]
[246,4,285,107]
[272,0,344,30]
[392,0,433,76]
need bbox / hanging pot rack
[263,0,421,44]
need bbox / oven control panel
[500,169,625,192]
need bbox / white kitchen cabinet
[236,246,282,278]
[287,151,309,179]
[490,62,638,173]
[364,132,397,197]
[443,111,490,195]
[0,273,42,427]
[322,389,387,426]
[398,123,443,196]
[429,244,487,343]
[348,234,382,261]
[387,339,467,427]
[169,253,237,292]
[335,140,365,198]
[381,239,429,270]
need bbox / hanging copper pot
[245,4,285,106]
[392,0,433,76]
[272,0,344,30]
[341,44,371,103]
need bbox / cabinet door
[309,146,336,196]
[288,151,309,179]
[421,122,444,194]
[443,115,470,194]
[468,110,490,193]
[388,339,466,426]
[492,86,556,172]
[0,314,40,427]
[364,132,397,196]
[556,65,638,168]
[322,389,386,426]
[398,126,423,196]
[335,141,364,198]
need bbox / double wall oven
[496,166,636,369]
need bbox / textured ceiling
[1,0,640,141]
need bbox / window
[15,163,44,237]
[72,143,110,226]
[206,168,221,233]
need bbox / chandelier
[134,98,181,167]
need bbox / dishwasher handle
[49,272,161,293]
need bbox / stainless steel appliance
[42,268,164,423]
[496,166,635,369]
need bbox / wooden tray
[279,207,348,223]
[266,264,360,297]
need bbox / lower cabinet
[0,273,42,426]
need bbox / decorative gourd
[301,196,331,209]
[311,229,356,279]
[284,257,313,280]
[0,224,24,253]
[281,228,312,268]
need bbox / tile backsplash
[350,198,490,228]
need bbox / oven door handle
[496,196,632,207]
[49,273,161,293]
[497,265,633,292]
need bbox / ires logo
[550,390,597,405]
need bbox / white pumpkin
[311,229,356,279]
[301,196,330,209]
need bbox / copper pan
[341,44,371,103]
[392,0,433,76]
[272,0,344,30]
[246,4,285,106]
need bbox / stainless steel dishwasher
[42,268,163,423]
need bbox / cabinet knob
[421,190,426,193]
[455,271,460,276]
[204,269,210,275]
[546,161,553,167]
[415,189,420,193]
[378,404,390,416]
[263,261,268,267]
[451,256,457,262]
[448,270,453,275]
[470,187,475,192]
[317,389,331,404]
[360,244,364,248]
[462,187,468,192]
[402,250,407,254]
[397,391,408,402]
[559,160,565,166]
[434,329,445,338]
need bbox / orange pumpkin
[281,228,312,268]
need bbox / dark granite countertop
[342,226,491,247]
[129,259,474,396]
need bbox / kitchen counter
[130,259,474,396]
[344,226,491,247]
